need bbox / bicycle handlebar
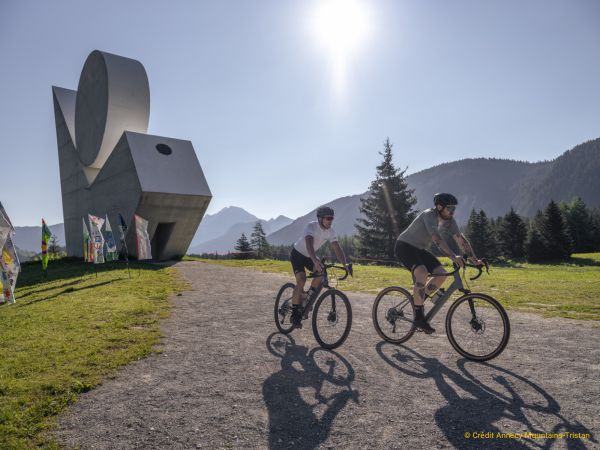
[307,259,352,281]
[428,257,489,281]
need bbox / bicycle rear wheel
[445,293,510,361]
[274,282,295,334]
[312,289,352,349]
[372,286,416,344]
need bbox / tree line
[222,138,598,264]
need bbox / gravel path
[56,261,600,449]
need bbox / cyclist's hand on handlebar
[451,255,466,268]
[345,263,353,277]
[469,257,483,267]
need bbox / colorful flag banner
[41,219,52,271]
[118,213,129,257]
[82,217,93,262]
[134,214,152,260]
[0,236,20,304]
[88,214,105,264]
[104,215,118,261]
[0,202,14,251]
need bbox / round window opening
[156,143,172,155]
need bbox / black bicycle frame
[303,268,330,311]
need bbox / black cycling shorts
[395,240,442,274]
[290,247,315,275]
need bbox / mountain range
[249,137,600,247]
[187,207,293,254]
[11,223,65,260]
[12,137,600,255]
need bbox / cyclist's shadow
[376,342,596,450]
[263,333,359,450]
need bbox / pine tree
[355,138,417,261]
[336,235,358,260]
[497,208,527,258]
[591,207,600,251]
[561,197,595,253]
[250,221,270,259]
[541,200,572,260]
[525,226,548,262]
[464,209,498,259]
[48,235,61,257]
[234,233,252,260]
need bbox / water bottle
[431,288,445,304]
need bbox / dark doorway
[151,222,175,260]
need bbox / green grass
[0,258,185,448]
[185,253,600,321]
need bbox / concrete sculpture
[53,50,211,260]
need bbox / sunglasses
[445,205,457,212]
[323,216,334,221]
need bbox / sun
[309,0,371,95]
[311,0,370,57]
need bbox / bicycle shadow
[376,342,596,449]
[263,333,359,450]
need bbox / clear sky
[1,0,599,226]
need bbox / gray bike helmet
[316,206,334,218]
[433,193,458,207]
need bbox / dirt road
[56,261,600,449]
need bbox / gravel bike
[274,261,352,349]
[372,260,510,361]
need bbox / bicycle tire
[312,289,352,349]
[372,286,416,344]
[445,293,510,361]
[274,282,295,334]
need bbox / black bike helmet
[433,193,458,207]
[316,206,335,218]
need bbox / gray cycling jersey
[397,208,460,249]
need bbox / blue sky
[2,0,599,226]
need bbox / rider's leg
[412,265,429,306]
[293,271,307,305]
[425,265,447,296]
[412,265,436,333]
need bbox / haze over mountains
[13,137,600,255]
[195,137,600,251]
[187,207,293,254]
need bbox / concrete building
[53,50,212,260]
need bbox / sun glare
[310,0,371,98]
[312,0,370,57]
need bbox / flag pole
[118,214,131,279]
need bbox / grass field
[185,253,600,322]
[0,259,185,448]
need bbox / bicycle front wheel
[274,282,295,334]
[372,286,416,344]
[312,289,352,349]
[445,293,510,361]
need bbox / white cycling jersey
[293,221,338,257]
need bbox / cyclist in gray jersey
[395,193,482,333]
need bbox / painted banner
[41,219,52,271]
[134,214,152,260]
[1,236,20,304]
[0,202,14,254]
[88,214,105,264]
[104,215,118,261]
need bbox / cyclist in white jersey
[289,206,352,328]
